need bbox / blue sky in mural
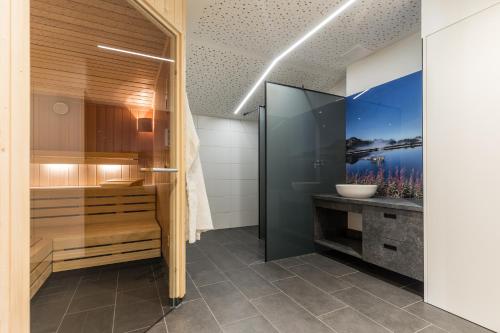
[346,71,422,141]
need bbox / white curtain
[185,96,213,243]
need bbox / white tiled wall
[193,115,258,229]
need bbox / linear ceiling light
[97,45,175,63]
[353,88,370,100]
[233,0,357,115]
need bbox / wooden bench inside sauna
[27,149,169,298]
[32,186,161,268]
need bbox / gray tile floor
[31,226,493,333]
[31,259,170,333]
[180,227,492,333]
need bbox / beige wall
[346,32,422,96]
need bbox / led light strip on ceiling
[97,45,175,63]
[233,0,358,115]
[353,88,370,100]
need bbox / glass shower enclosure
[261,82,345,261]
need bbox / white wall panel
[424,3,500,331]
[422,0,499,36]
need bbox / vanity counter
[312,194,423,281]
[312,194,423,212]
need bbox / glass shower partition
[263,82,345,261]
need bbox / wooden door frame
[130,0,187,302]
[0,0,31,332]
[0,0,186,331]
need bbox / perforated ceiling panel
[187,0,420,118]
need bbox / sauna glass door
[29,0,180,331]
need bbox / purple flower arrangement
[347,167,423,199]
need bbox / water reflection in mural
[346,71,423,198]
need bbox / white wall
[193,115,258,229]
[423,2,500,331]
[346,32,422,96]
[329,78,346,97]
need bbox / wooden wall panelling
[85,103,97,152]
[104,105,115,152]
[32,93,84,152]
[114,106,123,152]
[30,0,170,108]
[96,104,106,152]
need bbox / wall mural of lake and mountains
[345,71,423,198]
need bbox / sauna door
[150,33,185,304]
[28,0,186,322]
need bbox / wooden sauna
[28,0,178,298]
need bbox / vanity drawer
[362,207,423,281]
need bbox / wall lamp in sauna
[137,117,153,133]
[233,0,357,115]
[97,45,175,63]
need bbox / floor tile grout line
[240,291,284,333]
[328,286,353,294]
[195,278,228,289]
[288,265,357,294]
[414,323,433,332]
[247,291,282,302]
[152,263,169,333]
[54,276,83,333]
[332,300,396,333]
[271,271,349,312]
[111,271,119,333]
[298,255,359,279]
[220,313,261,328]
[272,287,339,333]
[403,299,425,309]
[316,305,349,319]
[335,286,437,332]
[65,304,115,316]
[343,283,422,310]
[214,250,283,333]
[337,270,359,278]
[247,261,297,284]
[190,262,225,332]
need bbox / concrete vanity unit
[312,194,423,281]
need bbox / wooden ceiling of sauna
[30,0,169,107]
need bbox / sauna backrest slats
[32,211,156,228]
[31,195,156,208]
[30,185,155,199]
[31,203,155,218]
[30,186,157,227]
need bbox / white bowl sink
[336,184,377,199]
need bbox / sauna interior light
[353,88,370,100]
[97,45,175,63]
[233,0,357,115]
[48,164,71,171]
[102,165,121,172]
